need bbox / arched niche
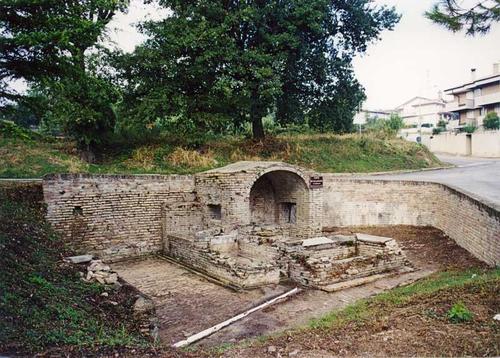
[249,170,310,226]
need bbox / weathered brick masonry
[322,177,500,266]
[43,173,195,261]
[43,164,500,266]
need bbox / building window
[281,202,297,224]
[72,206,83,216]
[208,204,222,220]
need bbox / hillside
[0,123,443,178]
[0,182,154,356]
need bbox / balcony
[475,92,500,106]
[445,99,474,112]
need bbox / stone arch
[249,170,310,226]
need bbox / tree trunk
[250,90,265,139]
[252,113,265,139]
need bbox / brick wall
[42,167,500,266]
[322,177,500,266]
[43,174,195,261]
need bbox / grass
[308,268,499,329]
[0,137,88,178]
[201,268,500,357]
[0,182,151,355]
[0,130,443,178]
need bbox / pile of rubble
[64,255,118,285]
[85,259,118,285]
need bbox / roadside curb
[327,164,456,177]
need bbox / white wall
[423,131,500,157]
[471,130,500,157]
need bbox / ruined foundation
[159,162,411,289]
[43,160,500,288]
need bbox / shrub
[432,127,444,135]
[0,119,39,141]
[463,124,477,133]
[447,302,473,323]
[483,112,500,130]
[365,114,404,134]
[437,119,447,128]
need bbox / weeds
[1,129,442,178]
[447,302,473,323]
[0,183,150,354]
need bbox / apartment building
[444,63,500,127]
[393,96,447,127]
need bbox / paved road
[363,154,500,207]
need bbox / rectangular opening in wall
[281,202,297,224]
[72,206,83,216]
[208,204,222,220]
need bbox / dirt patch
[326,225,487,270]
[212,273,499,357]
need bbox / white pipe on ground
[172,287,300,348]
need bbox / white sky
[106,0,499,110]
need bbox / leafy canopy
[483,111,500,130]
[0,1,127,154]
[120,0,400,138]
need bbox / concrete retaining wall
[471,130,500,157]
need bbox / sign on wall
[309,175,323,189]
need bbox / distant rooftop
[445,63,500,94]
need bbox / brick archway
[249,170,310,226]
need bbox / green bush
[447,302,473,323]
[463,124,477,133]
[365,114,404,134]
[432,127,444,135]
[0,119,39,140]
[483,112,500,130]
[437,119,447,128]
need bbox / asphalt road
[363,154,500,207]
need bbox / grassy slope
[198,268,500,357]
[0,183,152,355]
[0,132,442,178]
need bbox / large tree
[0,0,126,156]
[426,0,500,35]
[121,0,399,139]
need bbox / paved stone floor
[112,258,289,346]
[113,258,432,348]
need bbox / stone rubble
[83,259,119,285]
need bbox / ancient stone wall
[168,234,280,288]
[322,177,500,266]
[43,174,195,261]
[196,162,323,234]
[42,165,500,266]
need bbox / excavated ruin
[163,162,412,290]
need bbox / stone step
[318,272,394,292]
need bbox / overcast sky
[108,0,500,110]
